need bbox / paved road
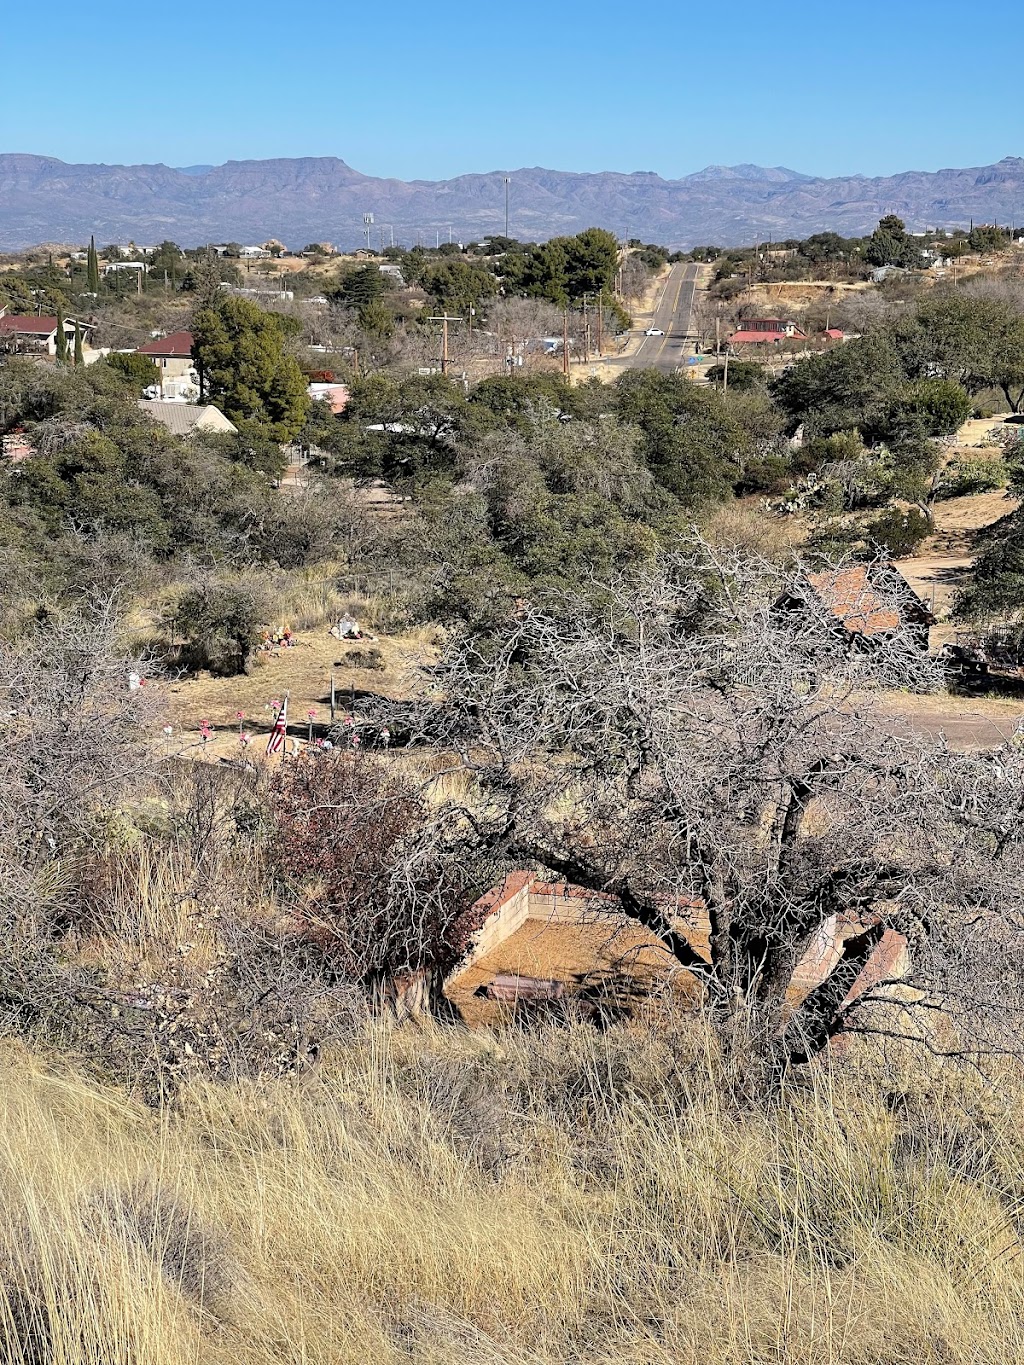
[616,261,701,374]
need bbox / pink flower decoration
[236,710,245,719]
[307,709,316,719]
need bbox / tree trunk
[713,996,792,1105]
[372,968,434,1024]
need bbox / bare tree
[389,548,1024,1097]
[486,297,565,362]
[619,254,653,304]
[0,601,162,1030]
[691,290,742,353]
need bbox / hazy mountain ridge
[1,153,1022,250]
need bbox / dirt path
[895,416,1018,630]
[876,691,1024,749]
[876,415,1024,746]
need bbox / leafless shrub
[384,545,1024,1099]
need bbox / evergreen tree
[54,308,68,366]
[191,295,310,441]
[73,322,83,367]
[87,236,101,293]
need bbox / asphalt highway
[621,261,701,373]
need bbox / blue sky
[3,0,1021,179]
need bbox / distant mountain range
[1,153,1022,251]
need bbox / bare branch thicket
[0,602,163,1027]
[267,752,500,1019]
[486,297,565,345]
[379,546,1024,1096]
[618,255,652,304]
[691,291,743,352]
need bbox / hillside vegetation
[5,241,1024,1363]
[6,1025,1024,1365]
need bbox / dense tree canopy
[191,295,310,440]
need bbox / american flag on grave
[266,694,289,756]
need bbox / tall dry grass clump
[3,1023,1024,1364]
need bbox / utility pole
[596,291,604,355]
[562,309,569,377]
[363,213,374,250]
[503,177,510,239]
[427,314,462,375]
[581,295,590,364]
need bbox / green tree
[917,289,1024,413]
[86,235,100,294]
[54,308,68,366]
[333,263,387,310]
[901,376,972,435]
[771,331,904,440]
[615,369,748,504]
[865,215,921,269]
[344,372,480,481]
[358,298,395,339]
[967,224,1009,254]
[176,577,270,676]
[191,296,310,441]
[0,274,35,313]
[521,228,619,305]
[798,232,848,265]
[420,258,497,316]
[104,351,160,391]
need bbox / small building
[308,381,349,414]
[103,261,146,277]
[730,318,807,346]
[0,313,95,357]
[136,330,195,383]
[780,562,934,652]
[137,400,237,437]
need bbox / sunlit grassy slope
[3,1022,1024,1364]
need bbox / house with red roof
[730,318,807,346]
[136,330,195,383]
[0,312,94,357]
[135,330,197,395]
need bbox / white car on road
[645,328,665,336]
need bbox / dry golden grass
[4,1019,1024,1364]
[700,500,806,562]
